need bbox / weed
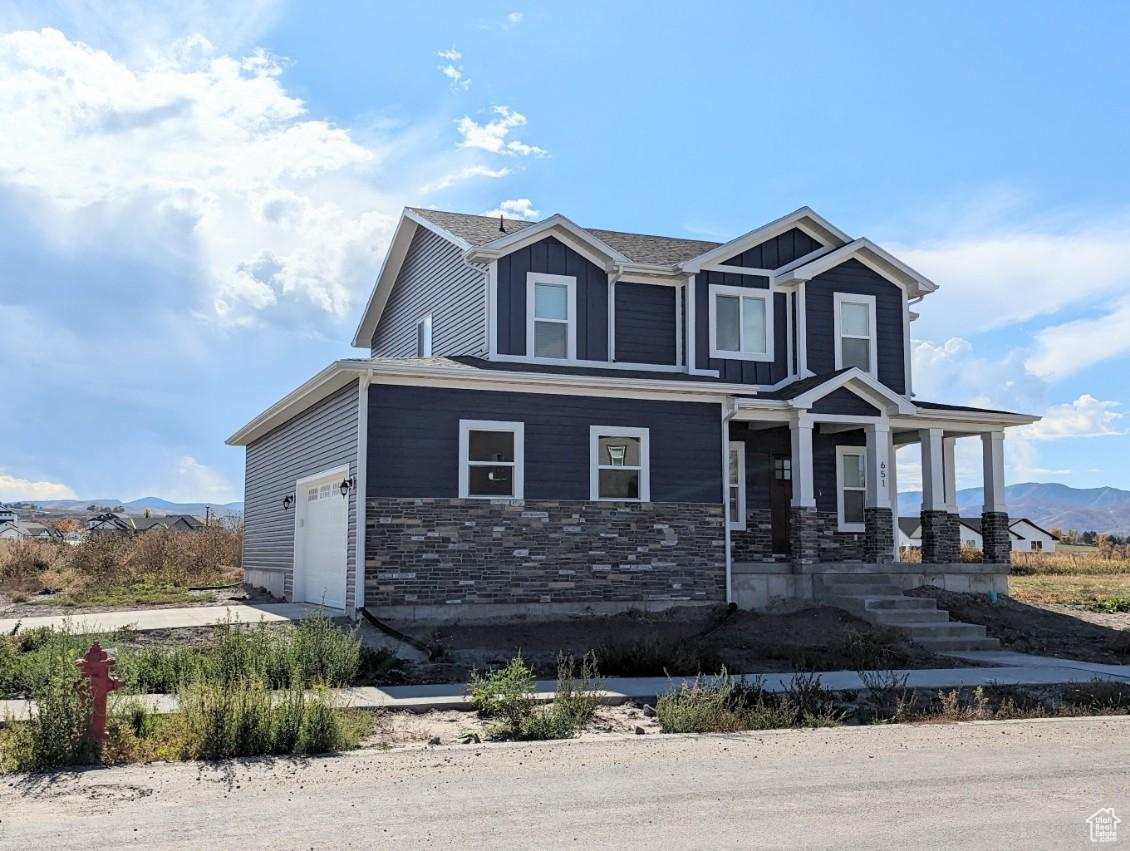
[595,637,724,677]
[1062,680,1130,713]
[858,669,917,724]
[656,672,752,734]
[1094,597,1130,614]
[468,653,537,731]
[0,652,94,772]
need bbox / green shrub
[1095,597,1130,614]
[468,653,537,731]
[595,637,724,677]
[0,652,94,772]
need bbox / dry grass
[1011,549,1130,576]
[1009,573,1130,608]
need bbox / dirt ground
[386,604,960,684]
[907,587,1130,664]
[0,584,278,618]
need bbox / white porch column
[864,423,891,508]
[790,416,815,508]
[942,436,958,512]
[981,431,1007,513]
[919,428,945,512]
[888,432,901,562]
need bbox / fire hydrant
[77,642,123,743]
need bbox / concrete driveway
[2,716,1126,849]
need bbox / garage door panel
[296,471,348,610]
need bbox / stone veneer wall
[981,511,1012,564]
[730,508,790,563]
[789,508,866,566]
[921,510,960,564]
[864,507,894,563]
[364,498,726,607]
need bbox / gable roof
[759,367,917,415]
[775,238,938,297]
[679,206,851,272]
[897,517,922,537]
[1009,518,1060,540]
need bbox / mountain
[898,483,1130,534]
[13,497,244,517]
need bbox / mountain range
[897,482,1130,535]
[14,497,245,517]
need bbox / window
[728,441,746,530]
[833,293,877,375]
[836,446,866,532]
[527,273,576,360]
[416,315,433,357]
[590,426,650,501]
[774,457,792,481]
[708,284,773,362]
[458,420,524,499]
[1032,540,1043,552]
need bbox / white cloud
[436,47,461,61]
[483,198,540,221]
[166,455,235,501]
[0,472,77,501]
[910,337,1045,412]
[1025,296,1130,380]
[1018,394,1125,440]
[435,47,469,90]
[419,165,510,194]
[505,12,523,26]
[457,106,547,157]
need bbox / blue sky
[1,0,1129,503]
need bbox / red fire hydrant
[77,642,123,743]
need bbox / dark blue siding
[814,430,866,513]
[729,423,790,511]
[368,384,722,503]
[496,236,608,360]
[721,228,822,269]
[615,283,676,365]
[694,270,788,384]
[805,259,906,394]
[810,388,880,416]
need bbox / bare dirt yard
[386,604,961,684]
[0,583,277,619]
[908,587,1130,664]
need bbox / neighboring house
[0,520,61,541]
[87,512,204,534]
[87,513,135,535]
[228,206,1038,616]
[1009,518,1058,553]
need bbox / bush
[468,653,537,731]
[595,637,724,677]
[0,651,95,772]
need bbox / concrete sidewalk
[5,652,1128,723]
[0,603,344,636]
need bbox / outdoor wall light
[339,477,356,498]
[282,494,295,511]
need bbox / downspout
[721,397,740,604]
[352,367,373,618]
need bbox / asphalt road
[2,717,1127,850]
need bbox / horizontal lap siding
[695,270,788,384]
[720,228,822,269]
[368,384,722,503]
[497,237,608,359]
[370,226,486,357]
[730,423,790,511]
[805,259,906,394]
[615,283,676,365]
[814,430,865,514]
[243,384,358,606]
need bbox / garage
[294,466,349,610]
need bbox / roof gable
[776,238,938,297]
[772,368,916,416]
[681,207,851,273]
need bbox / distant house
[0,520,61,541]
[86,513,134,535]
[86,512,204,534]
[1009,519,1058,553]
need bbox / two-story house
[228,206,1037,617]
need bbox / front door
[770,453,792,554]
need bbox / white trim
[919,428,945,511]
[458,419,525,500]
[681,206,851,273]
[526,272,577,361]
[674,284,684,367]
[608,272,618,361]
[727,439,746,531]
[864,422,890,510]
[589,425,651,502]
[796,281,809,376]
[467,214,629,268]
[775,237,938,296]
[785,290,794,378]
[416,314,433,358]
[707,284,774,363]
[981,431,1007,513]
[835,445,866,533]
[788,367,917,416]
[700,264,775,276]
[353,372,370,613]
[790,418,815,508]
[832,292,878,377]
[902,293,913,396]
[489,353,704,374]
[487,261,498,357]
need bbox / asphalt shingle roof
[408,208,721,266]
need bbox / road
[1,717,1126,849]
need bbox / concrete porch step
[863,596,939,611]
[892,621,987,640]
[867,608,950,626]
[824,583,901,598]
[912,635,1002,652]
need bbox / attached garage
[295,466,350,609]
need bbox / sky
[1,0,1129,504]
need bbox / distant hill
[898,482,1130,535]
[14,497,244,517]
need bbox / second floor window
[527,273,576,360]
[708,284,772,362]
[834,293,877,374]
[416,314,433,357]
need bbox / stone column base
[864,507,894,563]
[921,509,960,563]
[789,506,820,566]
[981,511,1012,564]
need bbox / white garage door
[295,468,348,610]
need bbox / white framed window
[833,293,878,375]
[458,420,524,499]
[416,314,433,357]
[589,426,650,502]
[708,284,773,362]
[836,445,866,532]
[526,273,577,360]
[728,441,746,530]
[1032,540,1043,552]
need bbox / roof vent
[498,214,506,233]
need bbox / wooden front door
[770,453,793,555]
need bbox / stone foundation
[921,509,960,564]
[864,507,894,563]
[730,508,790,562]
[981,511,1012,563]
[364,498,726,609]
[788,507,866,565]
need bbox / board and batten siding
[367,384,722,504]
[720,227,822,269]
[804,258,907,394]
[694,270,789,385]
[614,282,677,365]
[243,383,359,608]
[496,236,609,360]
[370,225,487,358]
